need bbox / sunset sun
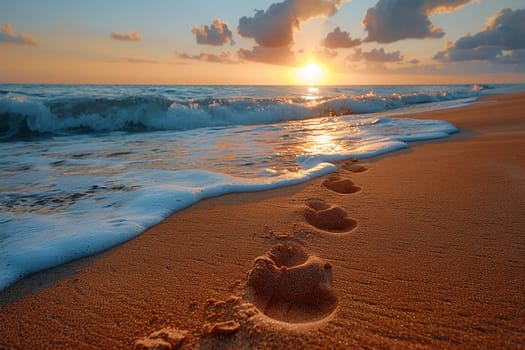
[296,61,327,85]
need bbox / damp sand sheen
[1,91,525,348]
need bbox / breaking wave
[0,85,491,140]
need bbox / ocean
[0,83,521,291]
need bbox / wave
[0,87,484,140]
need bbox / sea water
[0,84,521,291]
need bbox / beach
[1,92,524,348]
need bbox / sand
[1,92,524,349]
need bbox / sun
[295,61,327,85]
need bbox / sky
[1,0,525,85]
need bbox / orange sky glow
[1,0,524,85]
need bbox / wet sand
[1,93,524,349]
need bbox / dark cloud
[363,0,474,43]
[238,0,343,48]
[323,27,361,49]
[237,46,296,66]
[109,29,142,42]
[177,51,237,64]
[493,49,525,65]
[408,58,420,65]
[0,23,37,45]
[237,0,343,66]
[191,19,234,46]
[434,44,502,62]
[434,8,525,63]
[349,48,403,62]
[455,8,525,50]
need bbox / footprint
[303,198,357,232]
[245,243,337,324]
[342,160,368,173]
[322,176,360,194]
[133,327,187,350]
[203,320,240,335]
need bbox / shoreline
[1,92,524,348]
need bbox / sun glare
[296,61,326,85]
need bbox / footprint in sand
[342,159,368,173]
[322,176,361,194]
[303,198,357,233]
[245,243,337,324]
[133,327,187,350]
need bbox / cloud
[363,0,475,43]
[237,0,343,66]
[349,48,403,62]
[237,46,296,66]
[434,44,502,62]
[493,49,525,65]
[316,48,339,60]
[191,19,235,46]
[0,23,37,45]
[455,8,525,50]
[109,29,142,41]
[323,27,361,49]
[434,8,525,63]
[238,0,343,48]
[177,51,237,64]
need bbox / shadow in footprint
[342,161,368,173]
[322,176,360,194]
[303,198,357,233]
[245,243,337,324]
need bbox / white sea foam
[1,83,522,291]
[0,164,336,290]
